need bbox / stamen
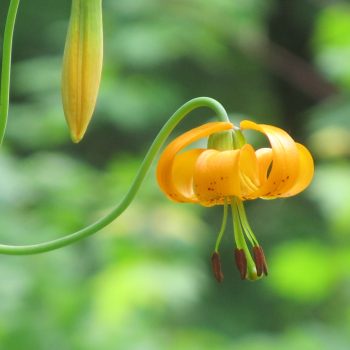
[211,252,224,282]
[253,246,268,276]
[234,248,247,280]
[211,199,228,283]
[231,198,257,281]
[214,198,228,252]
[236,200,259,247]
[236,200,268,278]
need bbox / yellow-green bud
[61,0,103,143]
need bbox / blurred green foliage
[1,0,350,349]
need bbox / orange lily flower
[157,120,314,282]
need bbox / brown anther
[234,248,247,280]
[253,246,268,277]
[211,252,224,283]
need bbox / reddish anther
[211,252,224,283]
[253,246,268,276]
[234,249,247,280]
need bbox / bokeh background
[1,0,350,349]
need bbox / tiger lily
[157,120,314,282]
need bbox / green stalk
[0,0,20,143]
[0,97,229,255]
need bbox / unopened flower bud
[61,0,103,143]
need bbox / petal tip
[70,129,85,143]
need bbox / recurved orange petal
[193,149,241,206]
[255,148,273,185]
[171,149,205,202]
[157,122,233,202]
[240,120,299,197]
[238,144,260,198]
[279,143,314,197]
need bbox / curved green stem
[0,0,20,143]
[0,97,229,255]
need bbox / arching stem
[0,97,229,255]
